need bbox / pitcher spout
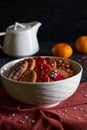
[31,21,42,34]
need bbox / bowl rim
[0,56,83,85]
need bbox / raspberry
[36,56,46,66]
[35,56,51,82]
[49,70,65,81]
[36,73,49,82]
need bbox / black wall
[0,0,87,42]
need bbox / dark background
[0,0,87,43]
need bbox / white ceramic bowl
[0,57,83,108]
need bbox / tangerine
[75,36,87,54]
[52,43,73,58]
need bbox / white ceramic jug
[0,21,41,57]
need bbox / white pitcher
[0,21,41,57]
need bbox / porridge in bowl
[7,56,74,82]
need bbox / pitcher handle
[0,32,6,36]
[0,32,6,50]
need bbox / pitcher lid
[7,22,31,32]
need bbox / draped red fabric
[0,82,87,130]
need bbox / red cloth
[0,82,87,130]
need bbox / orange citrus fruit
[52,43,73,58]
[75,36,87,54]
